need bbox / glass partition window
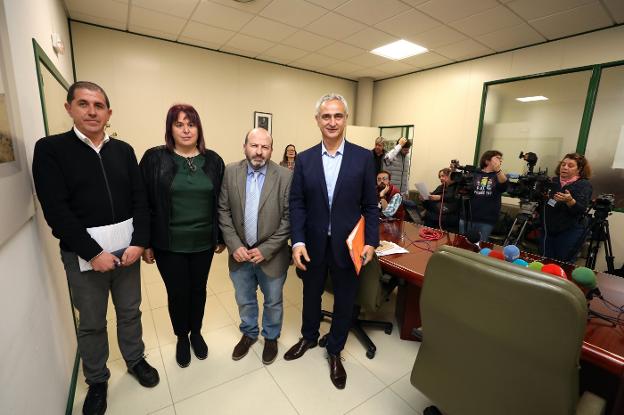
[479,71,592,176]
[584,65,624,209]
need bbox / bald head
[244,128,273,169]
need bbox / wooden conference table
[378,220,624,414]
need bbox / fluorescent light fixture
[516,96,549,102]
[371,39,428,60]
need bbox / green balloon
[528,261,544,271]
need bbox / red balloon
[487,250,505,260]
[541,263,569,280]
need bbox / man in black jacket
[32,81,159,415]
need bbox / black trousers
[301,240,359,355]
[153,248,215,336]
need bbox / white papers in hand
[375,240,409,257]
[415,182,430,200]
[78,218,134,271]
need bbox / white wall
[0,0,77,413]
[372,25,624,272]
[71,22,359,164]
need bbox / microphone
[465,229,481,252]
[503,245,520,262]
[571,267,602,299]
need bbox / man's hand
[248,248,265,264]
[379,184,389,198]
[91,251,119,272]
[233,246,251,262]
[215,244,226,254]
[142,248,155,264]
[361,245,376,267]
[121,246,144,266]
[398,137,407,147]
[292,245,310,271]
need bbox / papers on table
[375,240,409,257]
[78,218,134,271]
[415,182,430,199]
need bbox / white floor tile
[267,347,385,415]
[149,405,176,415]
[207,259,233,294]
[162,325,263,402]
[390,373,434,413]
[347,389,418,415]
[142,263,162,285]
[107,308,159,362]
[175,368,297,415]
[73,350,172,415]
[146,281,168,309]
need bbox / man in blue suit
[283,93,379,389]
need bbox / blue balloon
[503,245,520,262]
[479,248,492,256]
[513,258,529,267]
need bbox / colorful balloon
[513,258,529,267]
[528,261,544,271]
[541,263,568,280]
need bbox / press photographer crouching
[377,170,404,219]
[539,153,593,262]
[458,150,508,242]
[421,168,459,231]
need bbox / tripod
[503,200,538,246]
[575,208,616,274]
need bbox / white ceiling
[64,0,624,81]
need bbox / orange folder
[346,216,365,276]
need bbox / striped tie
[244,171,260,247]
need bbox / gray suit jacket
[218,159,292,278]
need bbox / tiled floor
[71,253,433,414]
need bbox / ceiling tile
[291,53,336,70]
[317,42,365,59]
[435,38,493,60]
[191,1,255,31]
[219,46,259,58]
[346,52,390,67]
[280,30,335,51]
[476,23,544,52]
[342,27,398,50]
[334,0,411,25]
[375,60,414,75]
[349,68,388,79]
[180,21,236,47]
[258,44,309,62]
[222,33,275,55]
[260,0,328,27]
[129,6,187,36]
[211,0,273,14]
[374,9,442,39]
[603,0,624,23]
[65,0,128,23]
[69,11,127,30]
[325,61,365,74]
[178,36,225,50]
[304,12,366,40]
[506,0,594,21]
[529,2,613,40]
[240,16,298,42]
[449,6,524,37]
[408,25,467,49]
[304,0,350,10]
[130,25,178,41]
[402,51,452,68]
[400,0,430,6]
[131,0,198,19]
[416,0,499,23]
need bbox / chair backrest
[411,246,588,415]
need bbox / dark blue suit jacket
[290,140,379,269]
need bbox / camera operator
[377,170,404,219]
[383,137,411,194]
[539,153,593,262]
[420,168,459,231]
[459,150,508,241]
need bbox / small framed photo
[254,111,272,135]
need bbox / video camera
[506,151,552,203]
[589,193,615,220]
[449,159,477,197]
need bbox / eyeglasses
[186,157,197,173]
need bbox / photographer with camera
[540,153,593,262]
[383,137,411,194]
[459,150,508,242]
[421,168,459,231]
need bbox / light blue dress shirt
[321,138,345,235]
[246,163,267,194]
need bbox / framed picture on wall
[254,111,272,135]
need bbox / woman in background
[140,104,225,368]
[422,168,459,231]
[279,144,297,170]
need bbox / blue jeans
[229,262,286,340]
[459,219,494,242]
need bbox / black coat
[139,146,225,250]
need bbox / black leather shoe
[262,339,278,365]
[176,336,191,367]
[232,335,257,361]
[83,382,107,415]
[283,338,317,361]
[190,332,208,360]
[328,353,347,389]
[128,358,160,387]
